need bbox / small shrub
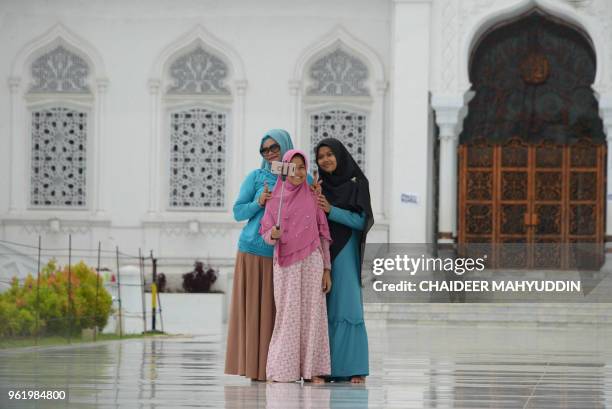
[0,260,113,337]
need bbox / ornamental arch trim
[459,0,607,93]
[11,23,107,83]
[292,26,386,94]
[150,25,246,94]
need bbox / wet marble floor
[1,323,612,408]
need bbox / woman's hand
[317,194,331,214]
[271,226,282,240]
[322,269,332,293]
[310,170,322,195]
[258,182,272,207]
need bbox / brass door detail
[458,138,605,269]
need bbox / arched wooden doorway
[458,10,606,269]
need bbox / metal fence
[0,236,165,346]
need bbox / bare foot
[311,376,325,384]
[350,376,365,384]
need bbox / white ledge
[1,212,111,226]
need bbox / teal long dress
[326,206,369,379]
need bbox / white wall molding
[1,214,111,235]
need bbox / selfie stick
[276,173,285,229]
[271,161,297,229]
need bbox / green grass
[0,332,165,349]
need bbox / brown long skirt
[224,251,275,381]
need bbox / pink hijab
[260,149,331,267]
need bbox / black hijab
[315,138,374,282]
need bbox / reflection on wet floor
[1,324,612,408]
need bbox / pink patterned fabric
[266,248,331,382]
[263,231,331,270]
[259,149,331,267]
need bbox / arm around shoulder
[328,206,366,231]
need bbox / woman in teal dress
[314,138,374,383]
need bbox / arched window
[164,45,231,210]
[305,47,370,170]
[291,30,386,220]
[28,45,92,208]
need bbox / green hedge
[0,260,113,337]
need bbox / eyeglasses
[260,143,281,156]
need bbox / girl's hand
[258,182,272,207]
[271,226,282,240]
[317,194,331,214]
[310,170,322,195]
[322,269,332,293]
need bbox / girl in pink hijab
[260,149,332,383]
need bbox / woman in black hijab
[314,138,373,383]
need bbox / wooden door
[458,138,605,269]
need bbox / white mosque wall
[0,0,392,275]
[1,0,611,279]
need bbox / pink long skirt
[266,248,331,382]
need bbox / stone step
[364,303,612,327]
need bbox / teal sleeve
[233,171,262,222]
[328,206,366,231]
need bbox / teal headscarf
[260,129,294,170]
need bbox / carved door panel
[498,139,530,268]
[458,139,605,269]
[566,140,606,270]
[459,142,495,266]
[532,142,564,269]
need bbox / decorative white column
[370,80,388,219]
[431,94,464,243]
[389,0,433,242]
[288,80,302,147]
[147,79,161,215]
[95,78,109,216]
[600,95,612,244]
[7,77,21,214]
[233,79,248,204]
[597,92,612,274]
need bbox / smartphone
[270,161,296,176]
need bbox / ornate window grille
[167,46,230,95]
[30,107,87,207]
[169,108,226,208]
[307,48,369,97]
[310,110,366,170]
[29,46,90,93]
